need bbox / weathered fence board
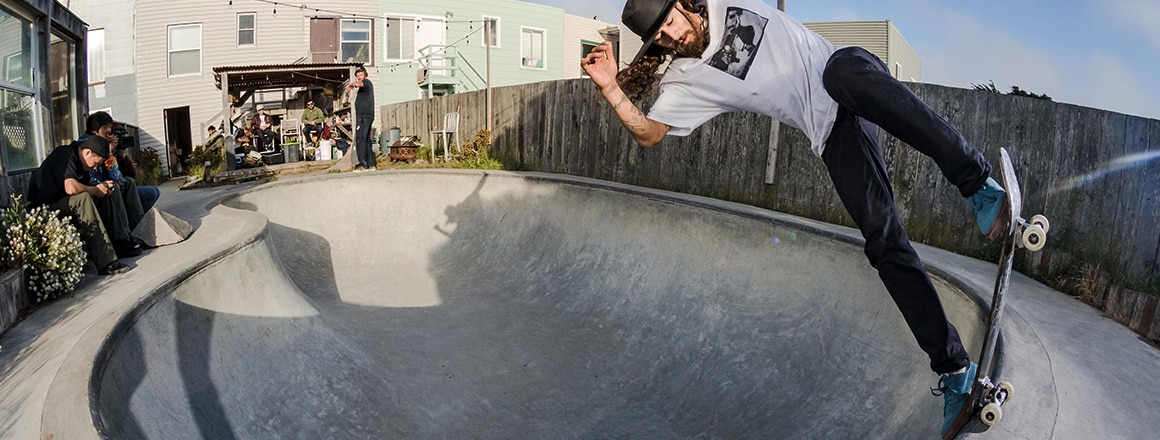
[379,79,1160,292]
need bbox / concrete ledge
[0,268,27,335]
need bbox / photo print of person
[708,7,768,80]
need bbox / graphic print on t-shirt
[707,7,768,80]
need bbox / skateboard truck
[973,375,1014,426]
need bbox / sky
[530,0,1160,120]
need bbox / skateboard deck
[941,148,1049,439]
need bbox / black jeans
[94,176,145,242]
[303,123,322,143]
[820,47,989,374]
[355,116,375,168]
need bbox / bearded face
[673,24,709,58]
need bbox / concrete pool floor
[1,170,1157,439]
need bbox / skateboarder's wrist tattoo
[613,94,630,110]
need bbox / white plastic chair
[429,112,460,162]
[280,118,300,145]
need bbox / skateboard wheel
[980,402,1003,427]
[1022,224,1047,251]
[997,381,1014,403]
[1029,214,1050,234]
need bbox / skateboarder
[582,0,1008,433]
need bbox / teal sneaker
[932,362,978,435]
[968,178,1008,239]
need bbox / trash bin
[389,127,401,145]
[283,142,299,163]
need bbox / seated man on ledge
[73,112,147,258]
[31,137,131,275]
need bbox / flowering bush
[1,195,87,303]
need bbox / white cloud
[1105,0,1160,53]
[1069,53,1160,118]
[912,7,1159,119]
[915,10,1062,94]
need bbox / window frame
[481,16,501,49]
[519,26,547,71]
[3,53,22,85]
[382,14,446,62]
[237,12,256,47]
[86,28,105,85]
[340,18,374,65]
[49,29,80,146]
[167,23,203,77]
[580,39,601,78]
[0,2,46,173]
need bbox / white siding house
[68,0,615,177]
[563,15,618,79]
[804,20,922,82]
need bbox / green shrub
[188,145,224,179]
[137,148,163,185]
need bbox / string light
[228,0,489,72]
[236,0,492,25]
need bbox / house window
[580,40,599,78]
[167,23,202,76]
[520,27,546,69]
[340,19,372,64]
[0,4,44,172]
[86,28,105,84]
[237,13,256,46]
[50,31,80,146]
[3,54,21,85]
[384,16,444,61]
[482,16,500,48]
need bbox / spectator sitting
[234,126,253,154]
[72,111,146,258]
[301,100,325,145]
[249,106,278,152]
[30,136,131,275]
[206,125,225,153]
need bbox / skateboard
[942,148,1049,439]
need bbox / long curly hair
[617,0,709,101]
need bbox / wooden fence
[382,79,1160,293]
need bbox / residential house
[804,20,921,81]
[0,0,88,204]
[68,0,616,176]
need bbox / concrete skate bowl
[92,171,989,439]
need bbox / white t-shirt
[647,0,839,156]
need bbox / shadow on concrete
[93,171,965,438]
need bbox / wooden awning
[212,62,362,100]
